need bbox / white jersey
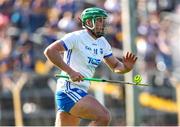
[56,29,112,92]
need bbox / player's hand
[68,70,84,82]
[123,52,137,71]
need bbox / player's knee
[97,109,111,125]
[104,110,111,124]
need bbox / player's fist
[68,70,84,82]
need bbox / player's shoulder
[69,29,86,36]
[98,36,110,46]
[63,29,85,39]
[99,36,108,42]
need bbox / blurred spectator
[156,19,173,72]
[0,0,14,15]
[28,0,49,32]
[105,11,123,49]
[16,32,35,72]
[54,0,77,15]
[58,11,77,32]
[104,0,121,12]
[0,13,12,63]
[46,7,60,28]
[11,0,31,31]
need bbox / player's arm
[44,40,73,74]
[103,52,137,74]
[44,40,84,81]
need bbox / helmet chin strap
[85,18,104,38]
[84,18,95,30]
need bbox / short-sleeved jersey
[57,29,112,92]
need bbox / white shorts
[55,81,88,112]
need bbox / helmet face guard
[81,7,108,38]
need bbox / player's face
[94,17,107,37]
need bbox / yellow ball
[133,75,142,84]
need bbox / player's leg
[55,85,86,126]
[55,111,80,126]
[69,95,111,126]
[55,81,111,126]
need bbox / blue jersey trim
[67,50,72,65]
[60,40,68,51]
[104,53,113,58]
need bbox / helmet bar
[81,7,108,27]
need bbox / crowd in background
[0,0,180,126]
[0,0,180,101]
[1,0,180,91]
[136,0,180,88]
[0,0,123,92]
